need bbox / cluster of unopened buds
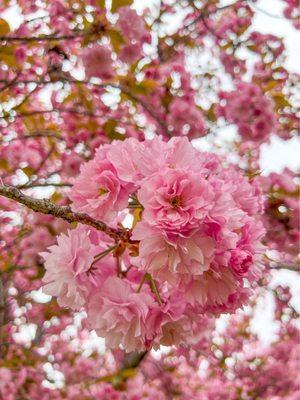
[41,137,265,352]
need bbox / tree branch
[121,351,147,370]
[85,351,148,389]
[0,280,5,328]
[271,264,299,272]
[17,182,72,189]
[0,32,86,42]
[0,131,63,144]
[182,1,240,31]
[0,184,127,242]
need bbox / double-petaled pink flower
[137,169,214,238]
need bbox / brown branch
[0,108,103,120]
[0,184,127,242]
[17,182,72,189]
[0,280,5,328]
[271,264,299,272]
[0,131,63,144]
[182,1,240,31]
[0,32,87,42]
[121,351,147,370]
[0,78,110,88]
[85,351,148,389]
[0,279,7,358]
[119,85,171,136]
[0,74,20,94]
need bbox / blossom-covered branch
[0,184,125,241]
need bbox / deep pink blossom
[82,44,114,80]
[166,96,206,138]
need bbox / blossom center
[99,187,109,196]
[170,195,182,209]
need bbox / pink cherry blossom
[166,96,206,138]
[0,0,298,396]
[87,277,155,352]
[40,225,114,309]
[137,169,214,238]
[70,151,131,222]
[116,7,149,43]
[216,81,277,142]
[132,223,215,284]
[82,44,114,80]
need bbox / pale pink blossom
[70,153,131,222]
[87,277,155,352]
[132,223,215,284]
[40,226,114,309]
[137,169,214,238]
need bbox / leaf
[0,158,10,171]
[132,207,143,229]
[0,45,15,66]
[134,79,157,95]
[103,119,125,140]
[51,192,63,203]
[97,0,106,8]
[206,104,217,122]
[22,166,36,177]
[247,44,257,52]
[272,93,291,109]
[120,368,136,379]
[108,29,125,53]
[103,119,118,134]
[0,18,10,36]
[263,80,279,92]
[111,0,133,13]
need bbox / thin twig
[182,1,240,31]
[0,131,63,143]
[0,78,170,135]
[0,32,87,42]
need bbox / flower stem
[136,273,163,305]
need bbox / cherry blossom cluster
[260,168,299,266]
[133,53,206,138]
[82,6,150,80]
[283,0,300,29]
[213,4,252,42]
[41,137,265,352]
[216,81,277,142]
